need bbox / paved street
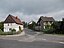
[0,39,64,48]
[0,28,64,48]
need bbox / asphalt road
[0,39,64,48]
[0,28,64,48]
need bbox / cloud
[0,0,64,22]
[11,12,39,22]
[45,10,64,21]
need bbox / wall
[43,21,53,29]
[4,23,23,32]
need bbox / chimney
[16,16,18,19]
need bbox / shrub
[9,28,16,32]
[0,28,16,35]
[0,28,23,35]
[0,22,4,31]
[0,31,18,35]
[43,28,54,34]
[0,29,3,32]
[0,29,3,34]
[19,26,23,32]
[9,28,12,32]
[0,32,12,35]
[11,29,16,32]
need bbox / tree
[60,18,64,34]
[0,21,4,31]
[19,26,23,32]
[28,21,37,30]
[51,21,64,34]
[22,21,28,28]
[45,24,51,29]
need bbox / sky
[0,0,64,22]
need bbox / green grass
[44,33,64,36]
[0,28,23,35]
[0,31,23,35]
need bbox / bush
[0,29,3,32]
[0,28,23,35]
[9,28,16,32]
[11,29,16,32]
[0,22,4,31]
[0,31,20,35]
[0,29,3,34]
[19,26,23,32]
[0,29,16,35]
[43,28,54,34]
[0,32,13,35]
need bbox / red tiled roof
[4,14,23,25]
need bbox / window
[50,21,52,24]
[38,23,40,26]
[8,24,9,26]
[46,21,48,24]
[11,23,12,26]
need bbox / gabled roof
[37,16,55,23]
[4,14,23,25]
[41,16,55,21]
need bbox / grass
[44,33,64,37]
[47,33,64,35]
[0,31,23,35]
[0,28,23,35]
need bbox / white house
[4,14,23,32]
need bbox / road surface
[0,28,64,48]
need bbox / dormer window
[16,16,18,19]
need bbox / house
[4,14,23,32]
[28,21,36,29]
[35,16,55,31]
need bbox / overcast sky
[0,0,64,22]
